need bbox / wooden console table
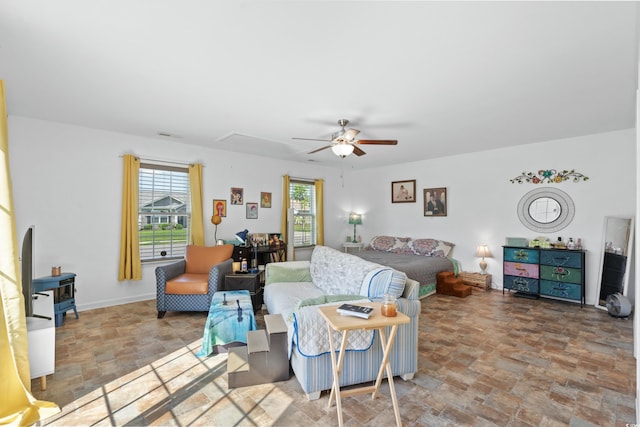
[317,302,409,427]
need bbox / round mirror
[528,197,561,224]
[517,187,575,232]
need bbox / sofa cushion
[295,294,363,311]
[310,246,381,296]
[266,262,312,285]
[263,282,325,318]
[165,273,209,294]
[361,268,407,299]
[185,244,233,274]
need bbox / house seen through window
[289,180,316,247]
[139,164,191,261]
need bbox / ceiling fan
[293,119,398,158]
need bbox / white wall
[8,116,347,311]
[340,129,636,305]
[9,116,636,309]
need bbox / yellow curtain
[188,163,204,245]
[315,179,324,245]
[280,174,290,244]
[0,81,59,425]
[118,155,142,281]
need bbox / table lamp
[235,229,249,245]
[475,244,492,275]
[348,213,362,243]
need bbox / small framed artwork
[424,187,447,216]
[230,187,243,205]
[261,192,272,208]
[213,199,227,217]
[391,180,416,203]
[246,202,258,219]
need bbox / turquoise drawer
[504,275,539,293]
[540,265,582,285]
[540,280,582,301]
[540,250,582,269]
[504,247,539,264]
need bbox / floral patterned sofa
[263,245,420,400]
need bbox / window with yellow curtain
[289,179,316,247]
[138,163,191,261]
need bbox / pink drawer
[504,261,539,278]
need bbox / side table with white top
[317,302,409,427]
[342,242,364,253]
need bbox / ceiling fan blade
[308,145,332,154]
[353,145,366,156]
[356,139,398,145]
[293,137,332,142]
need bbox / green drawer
[540,250,582,269]
[540,280,582,301]
[504,247,539,264]
[540,265,582,284]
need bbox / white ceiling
[0,1,637,169]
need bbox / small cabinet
[503,246,586,306]
[223,273,262,311]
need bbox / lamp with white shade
[475,244,492,275]
[331,143,354,158]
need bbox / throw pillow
[294,294,363,311]
[265,264,312,285]
[409,239,455,257]
[184,244,233,274]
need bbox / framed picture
[391,180,416,203]
[213,199,227,217]
[261,192,272,208]
[230,187,243,205]
[246,202,258,219]
[424,187,447,216]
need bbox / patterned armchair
[155,245,234,319]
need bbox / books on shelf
[336,303,374,319]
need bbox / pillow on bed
[370,236,411,253]
[408,239,455,257]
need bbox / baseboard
[76,293,156,312]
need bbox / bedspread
[354,251,459,298]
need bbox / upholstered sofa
[263,245,420,400]
[155,244,233,318]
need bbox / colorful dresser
[503,246,586,306]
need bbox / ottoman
[196,290,257,357]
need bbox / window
[289,180,316,247]
[138,163,191,261]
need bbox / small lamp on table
[475,244,492,275]
[348,213,362,243]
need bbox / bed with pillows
[353,236,460,298]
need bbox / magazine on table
[336,303,374,319]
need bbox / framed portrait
[230,187,243,205]
[424,187,447,216]
[391,180,416,203]
[261,192,272,208]
[213,199,227,217]
[246,202,258,219]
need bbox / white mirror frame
[595,216,634,310]
[517,187,575,233]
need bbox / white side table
[342,242,364,253]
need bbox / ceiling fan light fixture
[342,128,360,141]
[331,143,354,158]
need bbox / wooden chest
[458,272,492,291]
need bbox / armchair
[155,244,234,318]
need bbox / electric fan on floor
[605,292,632,318]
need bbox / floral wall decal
[510,169,589,184]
